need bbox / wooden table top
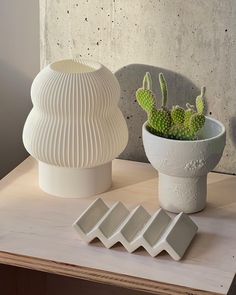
[0,157,235,295]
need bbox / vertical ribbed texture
[23,59,128,168]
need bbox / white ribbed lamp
[23,59,128,198]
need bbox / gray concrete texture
[40,0,236,174]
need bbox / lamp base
[38,161,112,198]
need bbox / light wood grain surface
[0,157,235,295]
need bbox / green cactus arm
[148,108,171,135]
[171,105,185,125]
[136,89,155,113]
[184,103,196,127]
[146,124,162,136]
[201,86,206,97]
[142,74,148,90]
[143,72,152,90]
[196,86,206,115]
[189,113,205,133]
[159,73,168,108]
[169,125,196,140]
[136,73,155,113]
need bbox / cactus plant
[136,72,206,140]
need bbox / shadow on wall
[115,64,200,163]
[0,60,32,179]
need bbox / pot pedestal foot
[38,161,112,198]
[158,173,207,214]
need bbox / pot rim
[48,58,102,74]
[143,116,225,143]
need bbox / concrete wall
[40,0,236,174]
[0,0,40,178]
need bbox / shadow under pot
[142,117,226,214]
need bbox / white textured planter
[143,117,226,213]
[23,59,128,198]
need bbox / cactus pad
[136,89,155,113]
[169,125,196,140]
[136,72,156,113]
[159,73,168,107]
[184,104,195,126]
[148,108,172,135]
[196,86,206,115]
[189,113,205,133]
[146,124,162,136]
[171,106,185,125]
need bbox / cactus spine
[136,72,206,140]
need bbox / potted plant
[136,72,226,213]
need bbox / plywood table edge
[0,251,222,295]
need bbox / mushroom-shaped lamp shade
[23,59,128,197]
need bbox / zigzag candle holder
[73,198,198,260]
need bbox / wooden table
[0,157,235,295]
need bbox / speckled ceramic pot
[143,117,226,213]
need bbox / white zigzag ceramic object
[73,198,198,260]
